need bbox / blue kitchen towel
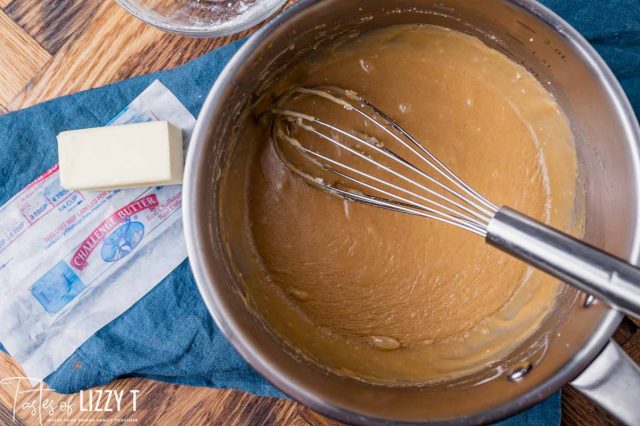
[1,0,638,424]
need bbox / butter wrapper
[0,80,195,382]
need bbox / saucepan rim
[183,0,640,424]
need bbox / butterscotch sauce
[222,25,580,384]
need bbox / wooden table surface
[0,1,638,425]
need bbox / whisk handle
[486,206,640,318]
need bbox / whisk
[270,86,640,318]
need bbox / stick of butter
[57,121,183,190]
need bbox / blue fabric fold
[1,1,637,424]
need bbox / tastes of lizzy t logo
[0,377,140,424]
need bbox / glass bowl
[116,0,288,37]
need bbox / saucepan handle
[486,207,640,423]
[570,340,640,425]
[486,206,640,318]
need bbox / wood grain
[0,10,50,107]
[613,316,639,346]
[561,386,621,426]
[0,402,26,426]
[623,329,640,361]
[0,0,638,424]
[4,0,99,54]
[560,317,637,425]
[0,352,336,426]
[7,1,254,111]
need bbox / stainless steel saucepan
[183,0,640,424]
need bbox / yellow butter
[57,121,183,191]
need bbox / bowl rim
[183,0,640,424]
[115,0,288,37]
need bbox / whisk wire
[269,87,640,321]
[294,87,499,218]
[278,129,489,235]
[277,110,492,228]
[354,98,500,215]
[271,87,499,235]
